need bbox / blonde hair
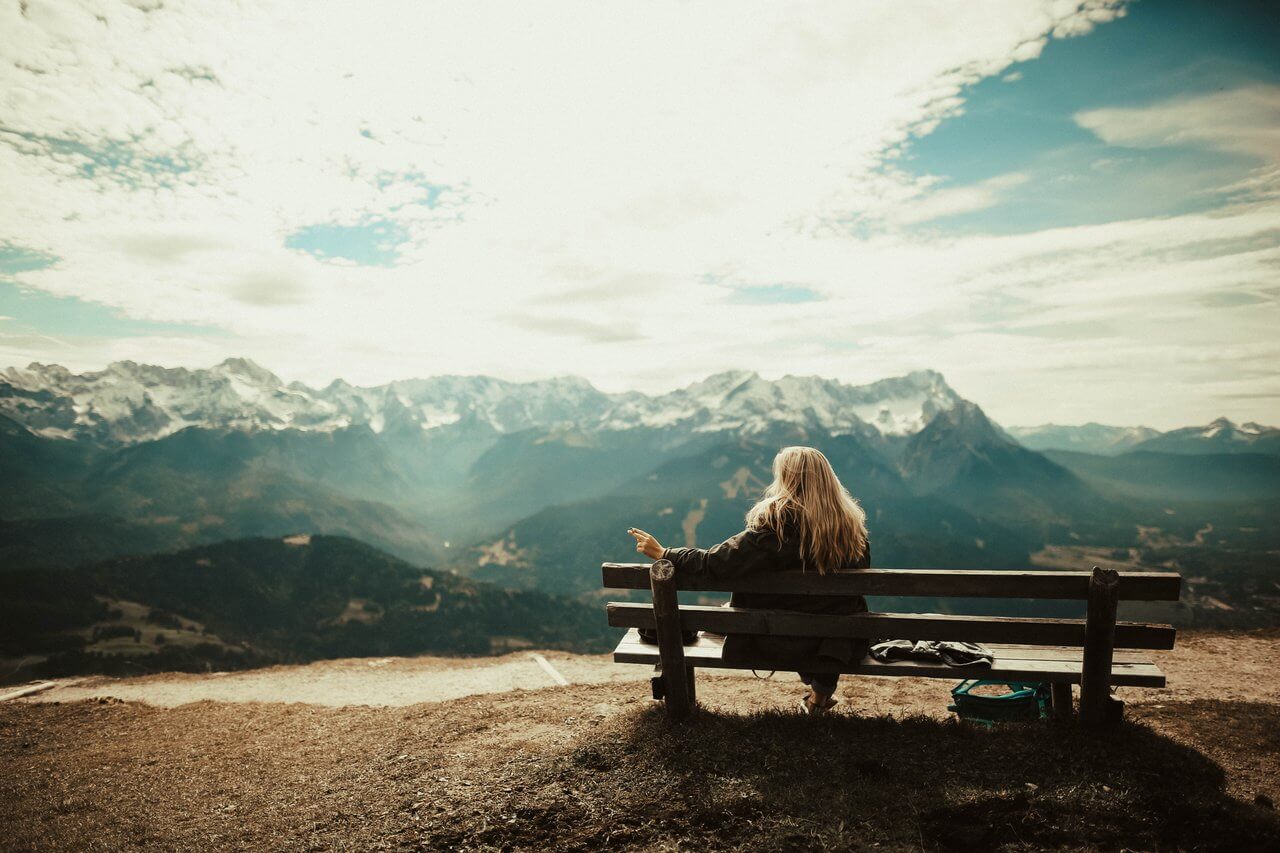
[745,446,868,574]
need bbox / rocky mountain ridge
[7,358,1274,456]
[0,358,962,446]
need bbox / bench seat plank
[980,644,1153,663]
[602,563,1182,601]
[607,602,1176,650]
[696,636,1155,663]
[612,629,1166,688]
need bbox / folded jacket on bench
[869,639,994,667]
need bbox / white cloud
[1075,85,1280,162]
[3,0,1278,428]
[887,172,1030,225]
[1076,85,1280,214]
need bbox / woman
[627,445,870,715]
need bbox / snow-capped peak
[211,357,281,387]
[1203,416,1236,437]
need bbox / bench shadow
[586,699,1280,851]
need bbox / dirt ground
[2,629,1278,850]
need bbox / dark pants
[799,671,839,695]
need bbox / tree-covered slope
[0,534,612,683]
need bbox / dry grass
[2,673,1278,851]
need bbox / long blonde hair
[745,446,868,573]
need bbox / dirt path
[18,651,652,708]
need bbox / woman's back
[661,519,871,665]
[726,519,870,611]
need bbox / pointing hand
[627,527,665,560]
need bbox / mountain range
[5,358,1273,456]
[0,360,1062,561]
[0,359,963,446]
[2,358,1277,625]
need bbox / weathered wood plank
[981,645,1153,664]
[610,630,1166,687]
[601,563,1181,601]
[606,602,1176,649]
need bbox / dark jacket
[662,525,871,667]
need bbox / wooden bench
[603,560,1181,728]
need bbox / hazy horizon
[2,0,1278,429]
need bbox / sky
[0,0,1278,430]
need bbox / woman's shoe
[800,692,838,715]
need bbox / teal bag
[948,679,1052,724]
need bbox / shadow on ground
[434,699,1280,851]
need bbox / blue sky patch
[0,281,219,338]
[0,244,56,276]
[893,0,1280,235]
[725,284,824,305]
[2,130,197,188]
[286,218,408,266]
[372,171,454,209]
[1,244,218,337]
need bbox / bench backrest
[601,562,1181,650]
[602,563,1182,601]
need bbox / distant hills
[1009,418,1279,456]
[1045,449,1280,505]
[1130,418,1280,456]
[0,412,444,568]
[0,534,612,684]
[1007,423,1161,456]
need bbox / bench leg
[1052,683,1073,721]
[1081,567,1123,730]
[650,560,693,720]
[650,662,697,707]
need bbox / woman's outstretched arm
[628,527,779,580]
